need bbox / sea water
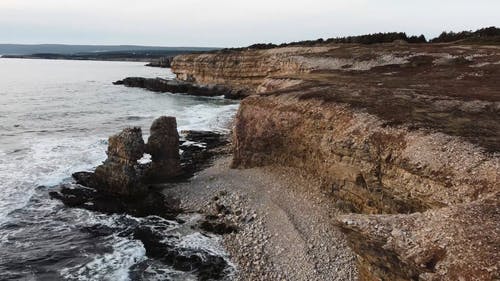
[0,58,238,280]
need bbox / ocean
[0,58,239,280]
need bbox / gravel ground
[163,155,358,281]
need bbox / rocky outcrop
[72,116,183,196]
[174,42,500,280]
[92,127,147,196]
[53,117,231,217]
[49,117,236,280]
[144,116,182,182]
[113,77,243,99]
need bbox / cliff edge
[172,42,500,280]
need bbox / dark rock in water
[133,227,228,281]
[223,88,248,100]
[82,224,117,237]
[113,77,239,99]
[144,116,182,182]
[179,130,230,177]
[50,184,181,219]
[72,171,99,188]
[92,127,146,196]
[181,130,229,149]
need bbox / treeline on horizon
[1,49,208,61]
[220,26,500,52]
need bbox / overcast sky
[0,0,498,47]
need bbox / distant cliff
[172,41,500,280]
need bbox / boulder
[106,127,145,163]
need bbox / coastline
[16,38,497,279]
[168,42,500,280]
[163,152,358,280]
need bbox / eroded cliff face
[232,94,498,214]
[173,42,500,280]
[338,193,499,281]
[171,47,328,97]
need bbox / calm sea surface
[0,59,238,280]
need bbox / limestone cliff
[172,42,500,280]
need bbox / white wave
[137,153,152,164]
[60,235,146,281]
[178,232,226,257]
[0,136,107,222]
[177,103,239,132]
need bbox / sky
[0,0,498,47]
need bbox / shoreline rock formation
[51,116,230,217]
[76,117,183,196]
[113,77,243,99]
[144,116,182,182]
[171,42,500,280]
[50,117,236,280]
[93,127,147,195]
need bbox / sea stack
[93,127,147,196]
[74,116,184,196]
[145,116,182,182]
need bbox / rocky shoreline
[53,40,499,280]
[50,116,238,280]
[113,77,245,99]
[169,42,500,280]
[165,156,360,280]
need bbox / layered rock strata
[172,42,500,280]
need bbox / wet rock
[113,77,237,99]
[179,130,230,177]
[72,171,99,188]
[82,224,117,237]
[181,130,229,149]
[144,116,182,182]
[50,184,181,219]
[133,227,229,280]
